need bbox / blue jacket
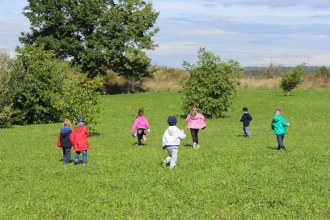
[59,126,72,148]
[271,114,289,135]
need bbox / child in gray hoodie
[161,116,186,169]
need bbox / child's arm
[178,129,186,140]
[249,114,253,121]
[282,118,289,127]
[57,134,61,149]
[131,119,138,135]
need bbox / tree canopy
[20,0,159,78]
[181,48,242,118]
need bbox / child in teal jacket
[271,108,289,150]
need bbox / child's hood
[74,125,86,133]
[60,126,71,134]
[273,114,282,122]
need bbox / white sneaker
[193,142,197,148]
[196,144,200,148]
[161,160,167,168]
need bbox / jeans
[62,147,71,164]
[190,129,199,144]
[243,126,252,137]
[276,135,286,150]
[75,150,88,164]
[164,148,178,169]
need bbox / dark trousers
[137,128,146,145]
[276,135,286,150]
[190,129,199,144]
[62,147,72,164]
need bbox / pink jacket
[186,113,206,129]
[131,116,150,135]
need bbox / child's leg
[137,129,145,145]
[190,129,199,144]
[276,135,286,150]
[63,147,71,164]
[244,126,252,138]
[169,149,178,169]
[82,150,88,165]
[74,151,81,164]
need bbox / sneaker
[161,160,167,168]
[74,159,78,165]
[196,144,200,148]
[193,142,197,148]
[82,163,86,166]
[142,135,147,141]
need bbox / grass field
[0,89,329,219]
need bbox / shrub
[56,74,103,131]
[281,64,305,96]
[0,52,23,126]
[181,48,242,118]
[12,45,67,124]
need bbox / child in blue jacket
[271,108,289,150]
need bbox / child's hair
[63,118,71,127]
[190,106,198,113]
[275,108,282,113]
[138,107,144,116]
[242,107,248,112]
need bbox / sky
[0,0,330,68]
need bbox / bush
[56,74,103,131]
[12,45,67,124]
[0,52,23,126]
[281,64,304,96]
[181,48,242,118]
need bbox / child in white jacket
[162,116,186,169]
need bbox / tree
[265,63,283,79]
[20,0,159,78]
[280,64,305,96]
[181,48,242,118]
[316,65,330,78]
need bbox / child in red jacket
[70,116,89,165]
[57,119,73,164]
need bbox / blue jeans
[75,150,88,164]
[276,135,286,150]
[243,126,252,137]
[62,147,71,164]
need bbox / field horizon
[0,88,329,219]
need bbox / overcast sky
[1,0,329,67]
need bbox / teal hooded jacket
[271,114,289,135]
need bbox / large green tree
[20,0,159,78]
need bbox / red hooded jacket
[70,125,89,151]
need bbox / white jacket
[162,126,186,146]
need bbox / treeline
[243,66,327,76]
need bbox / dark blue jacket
[240,113,253,127]
[59,127,72,148]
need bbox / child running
[162,116,186,169]
[131,107,150,146]
[186,106,206,148]
[240,107,253,138]
[57,119,73,164]
[271,108,289,150]
[70,116,89,165]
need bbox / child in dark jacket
[240,107,253,138]
[57,119,73,164]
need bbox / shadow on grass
[89,132,101,137]
[266,145,278,150]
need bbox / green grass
[0,89,329,219]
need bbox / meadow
[0,89,329,219]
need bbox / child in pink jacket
[131,107,150,146]
[186,106,206,148]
